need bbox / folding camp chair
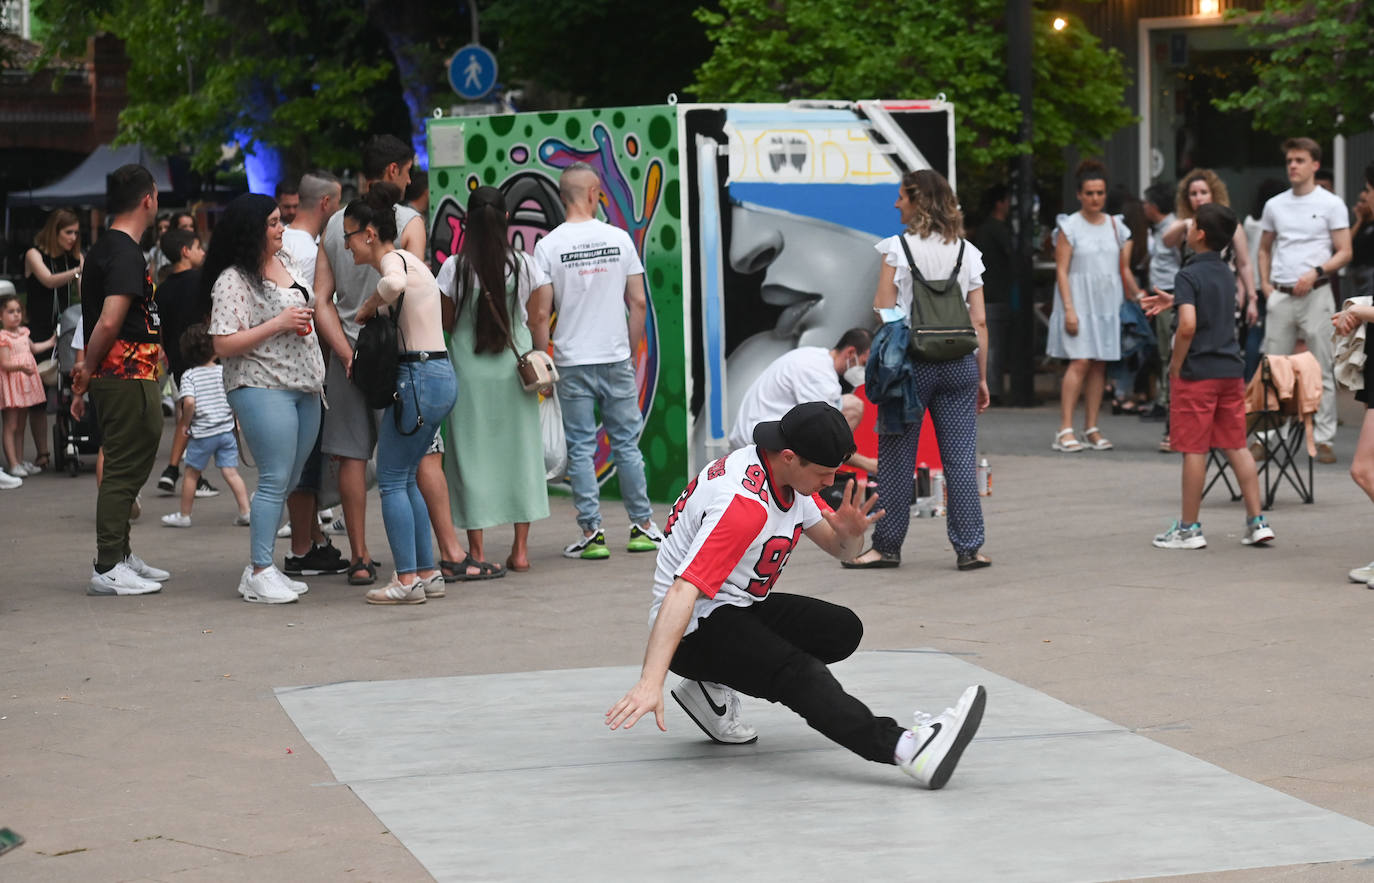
[1202,357,1314,510]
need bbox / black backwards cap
[752,401,856,468]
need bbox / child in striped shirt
[161,324,251,528]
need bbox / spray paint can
[977,456,991,496]
[930,469,946,516]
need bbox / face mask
[842,356,866,390]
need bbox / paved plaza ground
[5,396,1374,881]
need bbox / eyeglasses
[343,229,367,241]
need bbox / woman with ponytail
[435,186,553,573]
[346,183,457,604]
[1047,160,1141,452]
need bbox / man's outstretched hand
[606,680,667,733]
[822,477,885,540]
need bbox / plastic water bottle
[977,456,991,496]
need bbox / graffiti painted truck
[425,99,955,502]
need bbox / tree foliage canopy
[1216,0,1374,140]
[34,0,398,174]
[483,0,714,108]
[690,0,1135,191]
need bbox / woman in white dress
[1048,161,1141,452]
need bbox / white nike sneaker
[670,678,758,744]
[899,685,987,790]
[88,562,162,596]
[238,566,298,604]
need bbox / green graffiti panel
[427,106,686,503]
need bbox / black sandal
[34,452,50,471]
[956,550,992,571]
[841,548,901,569]
[347,558,379,585]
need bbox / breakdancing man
[606,401,985,789]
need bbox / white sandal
[1082,427,1114,450]
[1052,428,1084,452]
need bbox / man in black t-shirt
[72,164,172,596]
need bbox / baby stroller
[51,304,100,476]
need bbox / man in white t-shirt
[275,168,349,577]
[280,169,341,285]
[727,327,876,474]
[605,401,987,790]
[1258,137,1353,463]
[531,162,662,560]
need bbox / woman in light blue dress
[1047,161,1141,452]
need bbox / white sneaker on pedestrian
[899,684,987,790]
[0,470,22,489]
[233,512,251,527]
[161,512,192,528]
[365,575,426,605]
[18,460,39,476]
[670,678,758,744]
[323,516,347,535]
[1241,515,1274,546]
[1348,561,1374,584]
[239,566,299,604]
[5,467,28,481]
[124,553,170,582]
[276,522,292,538]
[88,562,162,596]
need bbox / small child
[160,324,251,527]
[1145,203,1274,549]
[0,293,56,486]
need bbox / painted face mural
[428,108,685,502]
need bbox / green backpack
[900,236,978,362]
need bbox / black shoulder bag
[351,254,424,435]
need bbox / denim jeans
[228,387,322,568]
[556,359,653,533]
[378,359,457,574]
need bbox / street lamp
[1052,16,1067,31]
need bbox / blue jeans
[557,359,653,533]
[378,359,457,575]
[228,387,322,568]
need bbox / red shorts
[1170,377,1247,453]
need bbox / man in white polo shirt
[531,162,662,560]
[1258,136,1353,463]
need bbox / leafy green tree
[690,0,1134,192]
[1216,0,1374,140]
[34,0,397,174]
[483,0,715,108]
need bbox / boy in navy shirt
[1145,204,1275,549]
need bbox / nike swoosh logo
[914,721,942,758]
[699,683,728,717]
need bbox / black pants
[671,593,906,764]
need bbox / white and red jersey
[651,446,832,634]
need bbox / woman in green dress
[437,186,553,572]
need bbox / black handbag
[351,290,404,409]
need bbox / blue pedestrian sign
[449,44,498,101]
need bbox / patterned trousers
[872,353,985,557]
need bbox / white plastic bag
[541,390,567,481]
